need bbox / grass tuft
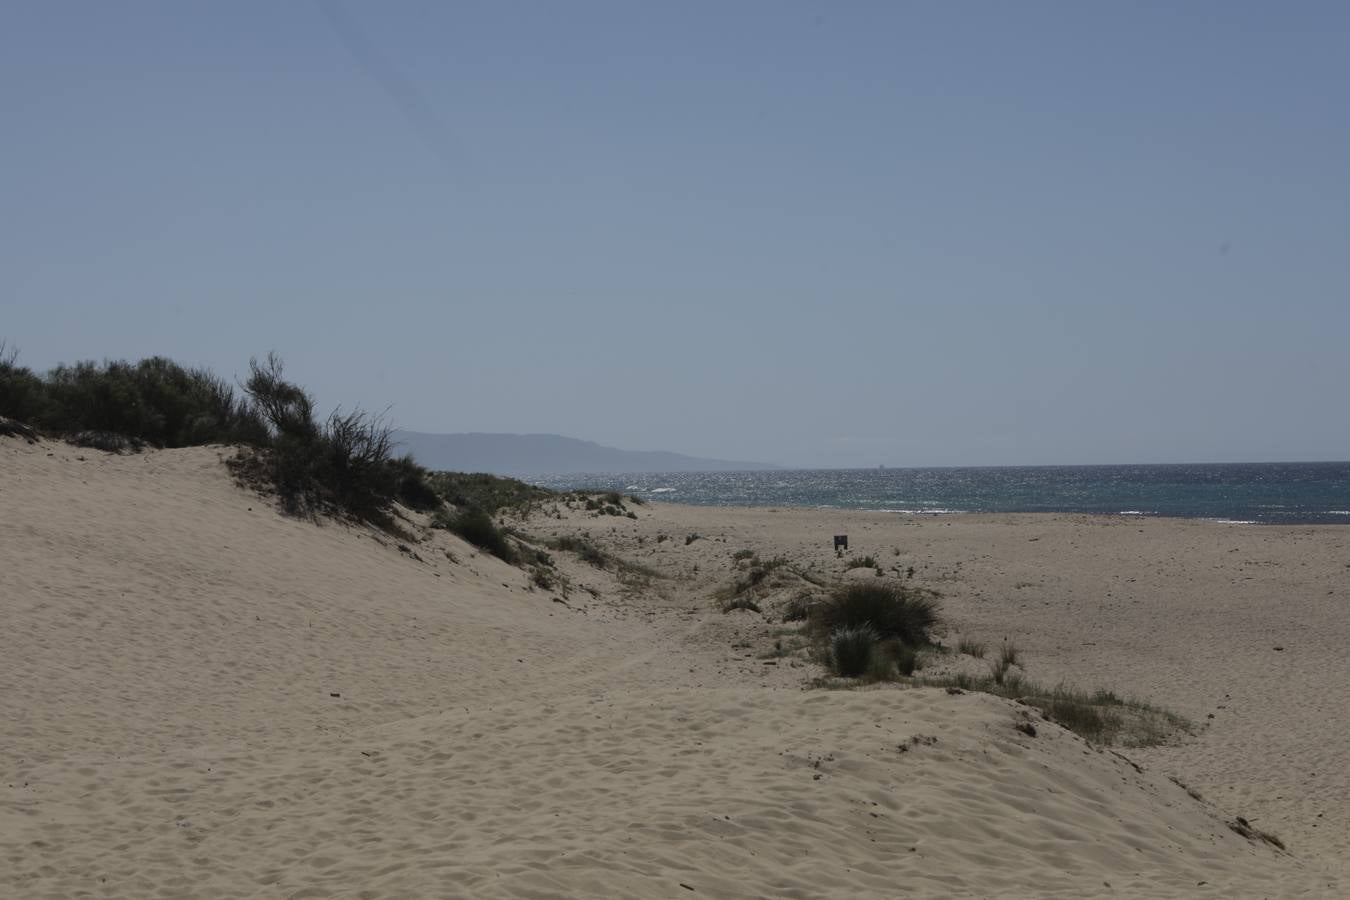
[831,624,878,677]
[957,637,987,659]
[781,593,815,622]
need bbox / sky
[3,1,1348,468]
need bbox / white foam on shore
[650,487,677,494]
[1205,518,1257,525]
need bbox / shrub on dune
[814,581,940,647]
[438,508,518,564]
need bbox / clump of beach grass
[957,637,987,659]
[831,624,878,677]
[813,581,940,646]
[780,593,815,622]
[989,640,1022,684]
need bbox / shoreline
[637,498,1350,528]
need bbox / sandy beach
[4,437,1347,897]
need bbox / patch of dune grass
[957,638,987,659]
[913,673,1189,747]
[545,535,608,568]
[436,508,517,564]
[425,472,553,515]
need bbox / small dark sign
[833,535,848,551]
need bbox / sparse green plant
[615,557,661,583]
[957,638,987,659]
[781,593,815,622]
[760,637,803,660]
[901,672,1189,747]
[732,549,756,561]
[831,624,878,677]
[846,554,878,569]
[686,532,701,545]
[545,535,608,568]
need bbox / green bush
[0,348,437,530]
[439,508,517,563]
[831,625,878,677]
[1,352,269,448]
[814,581,940,646]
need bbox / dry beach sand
[3,437,1347,897]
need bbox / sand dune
[2,437,1340,897]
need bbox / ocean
[533,462,1350,525]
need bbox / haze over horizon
[4,2,1348,468]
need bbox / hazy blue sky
[3,1,1347,467]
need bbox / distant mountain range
[391,431,779,476]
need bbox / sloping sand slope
[0,439,1335,897]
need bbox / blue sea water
[534,463,1350,525]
